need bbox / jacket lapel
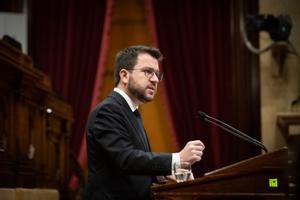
[109,91,150,151]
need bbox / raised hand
[179,140,205,164]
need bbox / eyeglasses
[128,67,163,82]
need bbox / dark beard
[128,80,152,103]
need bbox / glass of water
[173,162,192,183]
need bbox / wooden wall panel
[0,39,73,191]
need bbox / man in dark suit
[84,45,205,200]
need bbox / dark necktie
[133,109,149,150]
[134,110,165,182]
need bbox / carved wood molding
[277,112,300,143]
[0,39,73,189]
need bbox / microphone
[198,111,268,153]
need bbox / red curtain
[28,0,261,181]
[149,0,260,176]
[28,0,107,157]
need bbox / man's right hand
[179,140,205,164]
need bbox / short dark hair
[114,45,163,86]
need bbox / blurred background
[0,0,299,199]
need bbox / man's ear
[120,69,129,84]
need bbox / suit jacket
[84,91,172,200]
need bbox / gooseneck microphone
[198,111,268,153]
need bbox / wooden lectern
[151,148,290,200]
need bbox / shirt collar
[114,87,138,112]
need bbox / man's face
[127,53,161,104]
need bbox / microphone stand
[199,111,268,153]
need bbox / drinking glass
[173,162,191,183]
